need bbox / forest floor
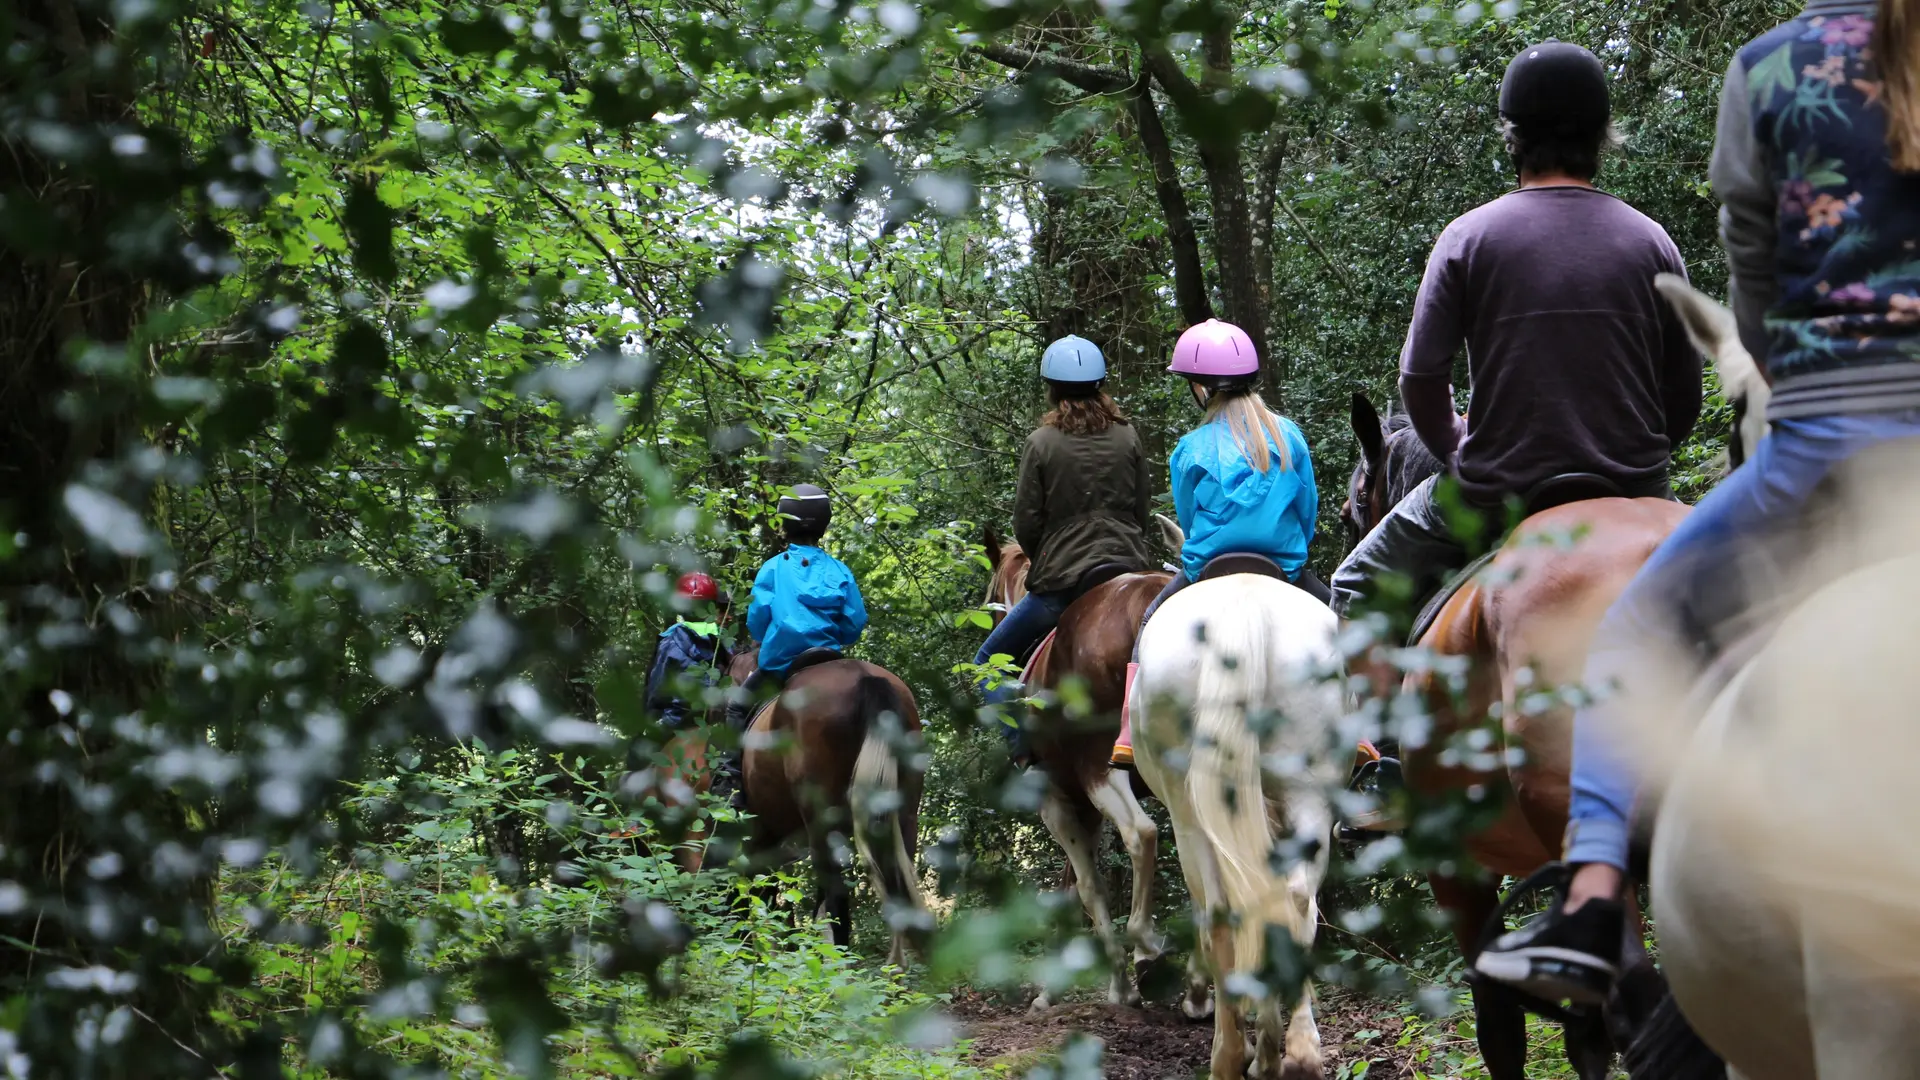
[949,985,1432,1079]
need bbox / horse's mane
[1381,411,1445,508]
[987,540,1029,607]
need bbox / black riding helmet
[777,483,832,536]
[1499,40,1610,136]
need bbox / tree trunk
[1141,41,1268,388]
[0,0,220,1069]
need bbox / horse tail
[848,674,926,932]
[1155,579,1337,987]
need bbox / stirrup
[1464,862,1598,1022]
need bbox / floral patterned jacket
[1713,0,1920,419]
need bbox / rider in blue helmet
[973,334,1155,766]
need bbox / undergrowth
[212,747,989,1079]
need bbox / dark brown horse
[1342,394,1683,1080]
[732,648,927,967]
[983,528,1189,1009]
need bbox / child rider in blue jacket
[723,484,869,741]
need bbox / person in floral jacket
[1475,0,1920,1005]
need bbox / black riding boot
[708,754,745,812]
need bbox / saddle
[1193,553,1335,603]
[787,647,845,677]
[742,648,848,731]
[1008,563,1153,674]
[1405,473,1632,647]
[1072,561,1139,601]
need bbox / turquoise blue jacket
[1171,416,1317,581]
[747,544,868,677]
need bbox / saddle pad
[747,696,779,732]
[1019,628,1059,686]
[1407,548,1500,647]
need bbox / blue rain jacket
[1171,416,1317,581]
[747,545,868,677]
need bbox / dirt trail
[950,987,1426,1079]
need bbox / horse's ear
[1653,273,1771,464]
[1351,391,1387,467]
[1153,512,1185,552]
[1655,273,1739,362]
[983,526,1004,570]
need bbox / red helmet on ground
[676,572,719,602]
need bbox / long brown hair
[1042,388,1128,436]
[1883,0,1920,171]
[1204,391,1292,474]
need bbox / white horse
[1632,278,1920,1078]
[1132,566,1345,1080]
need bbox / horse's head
[727,647,759,686]
[983,526,1029,624]
[1654,273,1771,470]
[1343,391,1444,548]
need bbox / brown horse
[654,728,718,874]
[732,647,928,968]
[983,528,1189,1009]
[1342,394,1685,1080]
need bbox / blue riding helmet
[1041,335,1106,384]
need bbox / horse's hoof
[1131,950,1175,995]
[1276,1057,1325,1080]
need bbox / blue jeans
[973,590,1071,744]
[1566,412,1920,870]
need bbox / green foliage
[222,751,984,1078]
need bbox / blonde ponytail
[1881,0,1920,171]
[1205,393,1293,474]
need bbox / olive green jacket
[1014,423,1155,595]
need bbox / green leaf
[475,955,568,1080]
[285,397,345,465]
[441,12,513,56]
[343,179,396,284]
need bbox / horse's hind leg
[810,832,852,950]
[1563,1009,1613,1080]
[1432,873,1529,1080]
[1087,767,1165,970]
[1805,936,1920,1079]
[1039,784,1131,1006]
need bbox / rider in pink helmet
[1168,318,1261,389]
[1113,319,1325,767]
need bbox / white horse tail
[1147,578,1338,982]
[848,673,926,961]
[1185,619,1297,974]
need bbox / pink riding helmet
[1168,319,1259,378]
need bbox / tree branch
[974,43,1130,94]
[1276,191,1359,296]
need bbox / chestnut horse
[983,527,1182,1009]
[1342,395,1685,1080]
[733,648,928,968]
